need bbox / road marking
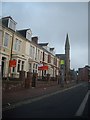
[75,90,90,116]
[2,82,84,111]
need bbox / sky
[1,1,88,70]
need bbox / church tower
[65,33,70,82]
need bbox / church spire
[65,33,70,50]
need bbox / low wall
[2,80,25,92]
[2,78,58,92]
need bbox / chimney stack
[32,36,38,44]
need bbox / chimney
[32,36,38,44]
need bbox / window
[14,38,21,52]
[14,39,18,50]
[26,32,31,40]
[17,60,21,72]
[18,40,21,51]
[12,59,16,73]
[30,45,35,60]
[0,31,2,47]
[29,63,32,72]
[33,63,37,73]
[32,46,35,59]
[4,33,10,47]
[21,61,24,71]
[38,49,40,61]
[44,70,46,75]
[9,19,16,31]
[12,67,15,73]
[40,52,42,61]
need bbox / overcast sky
[2,2,88,70]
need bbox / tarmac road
[2,82,88,118]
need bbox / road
[82,82,90,118]
[2,82,89,118]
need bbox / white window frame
[30,45,35,60]
[14,38,21,52]
[8,18,16,31]
[3,32,10,47]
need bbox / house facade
[78,65,90,81]
[0,16,60,79]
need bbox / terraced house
[0,16,60,79]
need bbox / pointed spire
[65,33,70,50]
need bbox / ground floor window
[17,60,21,72]
[21,61,24,71]
[17,59,25,72]
[12,66,15,73]
[29,63,32,72]
[33,63,37,73]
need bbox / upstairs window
[0,31,2,47]
[29,45,35,60]
[26,29,32,40]
[8,19,16,31]
[4,33,10,47]
[26,31,31,40]
[14,38,21,52]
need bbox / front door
[2,57,6,77]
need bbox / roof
[56,54,65,60]
[17,29,30,38]
[50,48,54,50]
[2,16,17,24]
[2,16,13,20]
[65,33,70,49]
[38,43,49,46]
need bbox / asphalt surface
[82,82,90,118]
[2,82,88,118]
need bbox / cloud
[2,2,88,69]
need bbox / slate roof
[17,29,30,38]
[38,43,49,46]
[50,48,54,51]
[56,54,66,60]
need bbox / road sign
[60,60,64,65]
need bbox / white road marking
[75,90,90,116]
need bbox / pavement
[2,81,80,111]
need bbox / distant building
[65,33,70,81]
[70,69,77,81]
[56,33,70,82]
[78,65,90,81]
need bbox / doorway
[2,57,6,77]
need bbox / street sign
[60,60,64,65]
